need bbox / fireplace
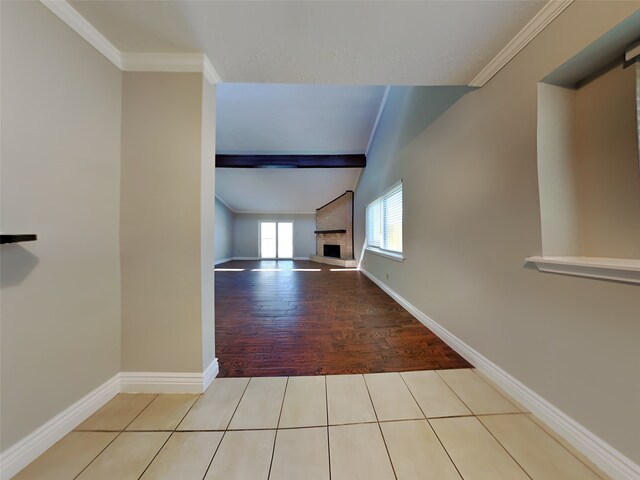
[324,244,341,258]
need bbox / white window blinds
[366,182,403,253]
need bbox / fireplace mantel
[314,229,347,234]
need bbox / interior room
[1,1,639,480]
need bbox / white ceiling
[216,84,386,154]
[69,0,545,85]
[66,0,546,213]
[216,168,361,214]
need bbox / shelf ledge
[525,256,640,284]
[0,234,37,245]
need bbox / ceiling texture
[70,0,545,85]
[67,0,548,214]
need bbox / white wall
[233,213,316,258]
[215,198,234,262]
[0,1,122,450]
[355,2,640,464]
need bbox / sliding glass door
[260,222,293,259]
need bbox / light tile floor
[13,369,610,480]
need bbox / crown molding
[39,0,221,83]
[120,53,221,83]
[203,56,223,84]
[470,0,574,87]
[40,0,123,68]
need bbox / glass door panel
[277,222,293,258]
[260,222,277,258]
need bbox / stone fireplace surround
[311,191,357,268]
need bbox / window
[366,181,403,259]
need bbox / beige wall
[537,83,581,256]
[120,72,215,373]
[355,1,640,463]
[576,64,640,258]
[0,1,122,450]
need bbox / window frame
[365,180,404,262]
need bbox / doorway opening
[260,221,293,259]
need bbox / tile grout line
[71,431,123,480]
[362,374,398,480]
[434,370,478,415]
[524,412,611,480]
[135,394,203,479]
[224,377,253,430]
[522,414,608,480]
[474,416,534,480]
[135,431,173,480]
[398,372,466,480]
[71,394,159,480]
[433,371,534,480]
[469,369,521,411]
[325,375,332,480]
[200,430,228,480]
[267,377,289,480]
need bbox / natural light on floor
[251,268,283,272]
[214,268,245,272]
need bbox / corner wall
[120,72,215,373]
[0,1,122,450]
[355,1,640,465]
[215,198,234,262]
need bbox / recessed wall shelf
[0,234,37,244]
[526,256,640,284]
[314,229,347,234]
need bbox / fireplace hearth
[324,244,340,258]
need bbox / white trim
[215,257,233,265]
[359,267,640,480]
[365,86,391,156]
[293,257,311,260]
[120,53,221,84]
[470,0,574,87]
[526,256,640,284]
[39,1,221,83]
[0,374,120,480]
[40,0,123,68]
[215,194,236,214]
[232,257,260,261]
[203,56,222,84]
[120,358,219,394]
[202,358,220,392]
[364,246,404,262]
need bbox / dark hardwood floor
[215,260,471,377]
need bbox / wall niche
[529,12,640,283]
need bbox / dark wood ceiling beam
[215,154,366,168]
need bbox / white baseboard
[214,257,233,265]
[293,257,310,260]
[202,358,220,392]
[120,358,219,394]
[1,359,219,479]
[359,267,640,480]
[0,373,120,480]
